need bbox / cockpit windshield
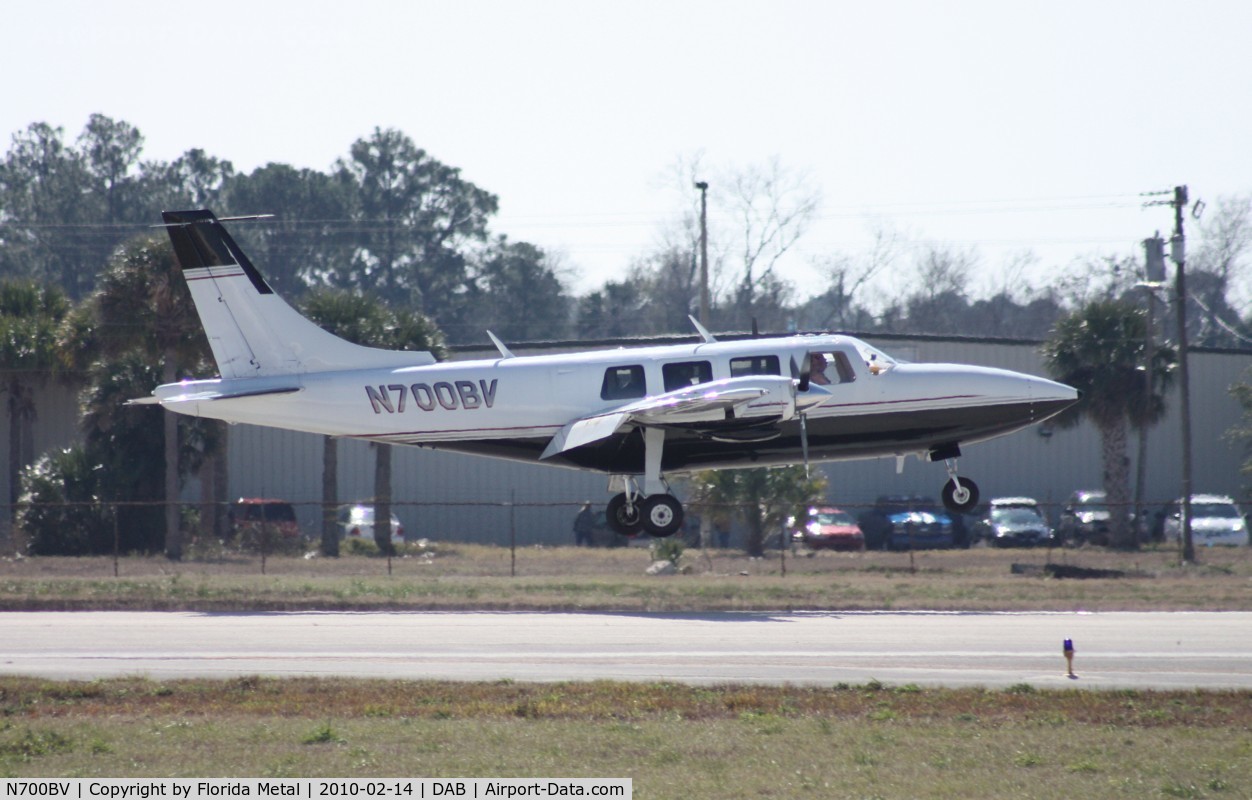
[851,340,897,374]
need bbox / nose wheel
[942,476,979,512]
[941,468,979,514]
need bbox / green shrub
[651,537,684,565]
[17,447,113,556]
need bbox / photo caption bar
[1,781,631,800]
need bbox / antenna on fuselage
[688,315,717,343]
[486,330,516,359]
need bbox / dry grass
[1,542,1249,612]
[2,677,1250,798]
[4,676,1251,727]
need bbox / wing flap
[540,412,629,459]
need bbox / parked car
[858,496,955,551]
[790,506,866,552]
[974,497,1057,547]
[229,498,303,551]
[1161,495,1248,546]
[337,504,405,545]
[1058,490,1112,546]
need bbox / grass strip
[2,677,1250,798]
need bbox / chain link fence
[3,494,1248,569]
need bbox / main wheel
[640,494,684,537]
[941,476,979,513]
[605,493,643,535]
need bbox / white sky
[5,0,1251,303]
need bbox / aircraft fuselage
[155,334,1074,476]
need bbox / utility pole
[1171,186,1195,562]
[695,181,710,327]
[1135,233,1165,548]
[1144,185,1196,562]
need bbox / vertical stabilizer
[161,210,435,378]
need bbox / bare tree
[725,158,821,326]
[801,223,905,330]
[1189,195,1252,346]
[1053,254,1142,310]
[1192,194,1252,299]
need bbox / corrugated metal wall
[5,335,1249,546]
[220,335,1252,541]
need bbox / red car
[791,506,866,552]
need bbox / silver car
[337,504,406,545]
[1162,495,1247,546]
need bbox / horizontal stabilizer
[128,384,300,407]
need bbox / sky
[5,0,1252,305]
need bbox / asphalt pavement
[2,610,1250,689]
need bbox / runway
[2,610,1251,690]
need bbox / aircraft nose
[1029,375,1079,420]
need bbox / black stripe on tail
[161,209,273,295]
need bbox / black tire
[640,495,684,537]
[941,476,980,513]
[605,494,643,536]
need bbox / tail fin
[161,210,435,378]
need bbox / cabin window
[808,351,857,386]
[600,365,646,400]
[662,360,713,392]
[729,355,780,377]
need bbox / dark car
[789,506,866,552]
[858,496,956,551]
[1058,490,1111,546]
[974,497,1057,547]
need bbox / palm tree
[302,289,446,556]
[71,234,211,559]
[0,281,70,546]
[689,466,826,557]
[1042,300,1175,548]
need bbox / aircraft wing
[540,376,828,459]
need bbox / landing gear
[605,490,685,537]
[930,446,980,514]
[604,427,687,538]
[605,493,643,535]
[641,494,684,537]
[940,462,979,513]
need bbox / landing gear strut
[604,428,686,537]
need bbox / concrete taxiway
[2,610,1250,689]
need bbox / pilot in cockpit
[809,352,832,385]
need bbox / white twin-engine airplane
[141,210,1078,538]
